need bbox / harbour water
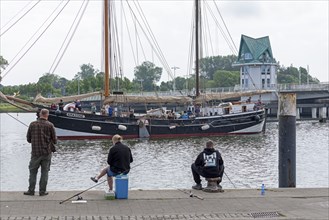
[0,113,328,191]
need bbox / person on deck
[191,140,224,190]
[181,111,189,119]
[90,134,133,193]
[50,103,57,110]
[108,105,113,117]
[75,100,82,112]
[91,103,97,114]
[58,99,64,111]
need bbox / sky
[0,0,328,87]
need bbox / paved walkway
[1,188,328,220]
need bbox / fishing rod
[59,155,157,204]
[59,179,107,204]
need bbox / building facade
[233,35,278,90]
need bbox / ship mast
[104,0,110,98]
[195,0,200,97]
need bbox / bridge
[84,83,329,121]
[149,83,329,121]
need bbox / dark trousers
[191,163,224,184]
[28,154,52,193]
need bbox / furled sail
[33,92,102,104]
[104,94,193,104]
[194,90,274,103]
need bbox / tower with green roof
[233,35,278,90]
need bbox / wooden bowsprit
[59,179,107,204]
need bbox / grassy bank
[0,103,25,113]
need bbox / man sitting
[191,141,224,190]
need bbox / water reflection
[0,113,328,191]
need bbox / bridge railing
[126,83,329,97]
[276,83,329,91]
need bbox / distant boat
[1,0,267,140]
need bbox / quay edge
[1,188,328,219]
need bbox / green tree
[133,61,162,91]
[200,55,238,80]
[277,65,319,84]
[110,77,133,92]
[75,63,99,80]
[174,76,186,90]
[57,77,68,95]
[159,81,171,91]
[37,73,63,96]
[95,72,105,91]
[213,70,239,87]
[0,56,9,82]
[111,77,133,92]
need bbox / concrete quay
[0,188,328,220]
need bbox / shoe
[106,189,115,194]
[23,191,35,196]
[217,184,223,190]
[192,184,202,190]
[90,176,98,183]
[39,191,49,196]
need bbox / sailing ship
[1,0,268,140]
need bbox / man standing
[191,141,224,190]
[24,109,57,196]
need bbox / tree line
[0,55,320,101]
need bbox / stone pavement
[0,188,328,220]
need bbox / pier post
[319,107,327,123]
[278,93,296,187]
[296,108,300,120]
[312,108,317,119]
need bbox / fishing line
[5,113,29,127]
[219,145,253,189]
[224,171,236,189]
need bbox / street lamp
[171,66,179,93]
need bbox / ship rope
[0,0,42,37]
[1,0,71,81]
[49,0,90,74]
